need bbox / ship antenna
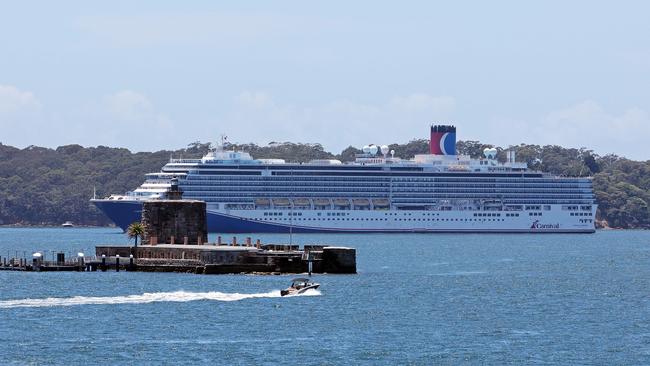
[93,186,96,200]
[218,134,228,151]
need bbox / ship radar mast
[216,134,228,152]
[203,134,228,161]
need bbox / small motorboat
[280,278,320,296]
[61,221,74,228]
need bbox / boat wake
[0,289,321,309]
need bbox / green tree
[583,153,600,174]
[388,139,429,159]
[337,146,362,162]
[456,140,494,158]
[127,222,145,247]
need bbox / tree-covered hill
[0,140,647,228]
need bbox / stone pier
[93,244,357,274]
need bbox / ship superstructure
[92,126,597,233]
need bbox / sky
[1,1,649,160]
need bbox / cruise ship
[92,126,597,233]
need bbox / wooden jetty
[0,252,86,272]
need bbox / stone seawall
[94,244,356,275]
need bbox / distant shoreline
[0,224,117,229]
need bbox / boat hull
[91,199,142,232]
[92,200,596,234]
[281,284,320,296]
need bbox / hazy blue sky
[1,1,649,159]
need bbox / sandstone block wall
[141,200,208,245]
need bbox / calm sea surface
[1,228,649,365]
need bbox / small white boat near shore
[61,221,74,228]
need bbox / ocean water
[1,228,650,365]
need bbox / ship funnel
[430,125,456,155]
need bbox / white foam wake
[0,289,320,309]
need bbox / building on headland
[91,125,597,233]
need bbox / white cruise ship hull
[207,206,596,234]
[93,200,596,233]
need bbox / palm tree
[127,222,145,247]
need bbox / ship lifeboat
[255,198,271,206]
[313,198,331,207]
[292,198,311,207]
[372,199,390,207]
[448,165,470,172]
[482,199,503,209]
[333,198,350,207]
[272,198,291,206]
[352,199,370,207]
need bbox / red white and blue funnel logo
[430,125,456,155]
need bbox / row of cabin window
[182,181,590,190]
[474,212,504,217]
[183,175,590,184]
[254,217,511,222]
